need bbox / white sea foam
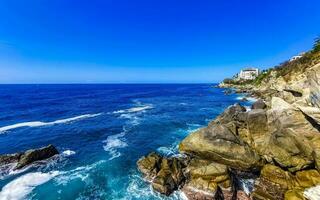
[103,132,128,160]
[54,160,106,186]
[0,113,102,133]
[113,105,153,114]
[62,150,76,157]
[239,178,255,195]
[0,171,59,200]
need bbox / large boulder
[211,103,247,126]
[251,100,267,110]
[267,97,319,139]
[137,152,185,196]
[262,129,314,172]
[246,109,268,151]
[179,124,262,171]
[15,144,59,169]
[184,159,233,199]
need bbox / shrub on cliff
[314,37,320,52]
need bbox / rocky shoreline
[137,48,320,199]
[0,144,59,172]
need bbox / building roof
[242,67,258,71]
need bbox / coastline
[137,47,320,200]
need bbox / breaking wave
[0,113,102,133]
[0,171,59,200]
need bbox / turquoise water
[0,84,250,200]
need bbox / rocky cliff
[137,41,320,200]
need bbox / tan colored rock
[246,109,268,151]
[253,165,320,200]
[179,124,262,171]
[252,164,292,200]
[263,129,314,172]
[268,97,319,140]
[137,152,161,179]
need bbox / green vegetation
[223,37,320,86]
[314,37,320,52]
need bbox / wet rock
[15,144,59,169]
[251,100,267,110]
[137,153,185,196]
[137,152,162,179]
[151,157,185,195]
[0,153,22,166]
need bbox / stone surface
[252,164,320,200]
[137,153,185,196]
[179,124,262,171]
[251,100,267,110]
[15,144,59,169]
[137,152,161,179]
[0,153,22,166]
[262,129,314,172]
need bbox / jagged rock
[137,153,185,196]
[298,106,320,125]
[252,164,320,200]
[252,164,292,200]
[212,103,247,126]
[267,97,319,139]
[15,144,59,169]
[0,153,22,166]
[179,124,262,171]
[151,157,185,195]
[251,100,267,110]
[137,152,162,179]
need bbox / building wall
[239,69,259,80]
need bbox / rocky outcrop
[252,164,320,200]
[137,152,185,196]
[0,145,59,169]
[138,49,320,199]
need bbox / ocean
[0,84,252,200]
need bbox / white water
[103,131,128,160]
[113,105,153,114]
[304,185,320,200]
[0,171,59,200]
[0,113,102,133]
[62,150,76,157]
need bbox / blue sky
[0,0,319,83]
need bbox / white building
[238,68,259,80]
[289,52,305,62]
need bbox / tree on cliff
[314,37,320,52]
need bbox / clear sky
[0,0,319,83]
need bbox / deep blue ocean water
[0,84,251,200]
